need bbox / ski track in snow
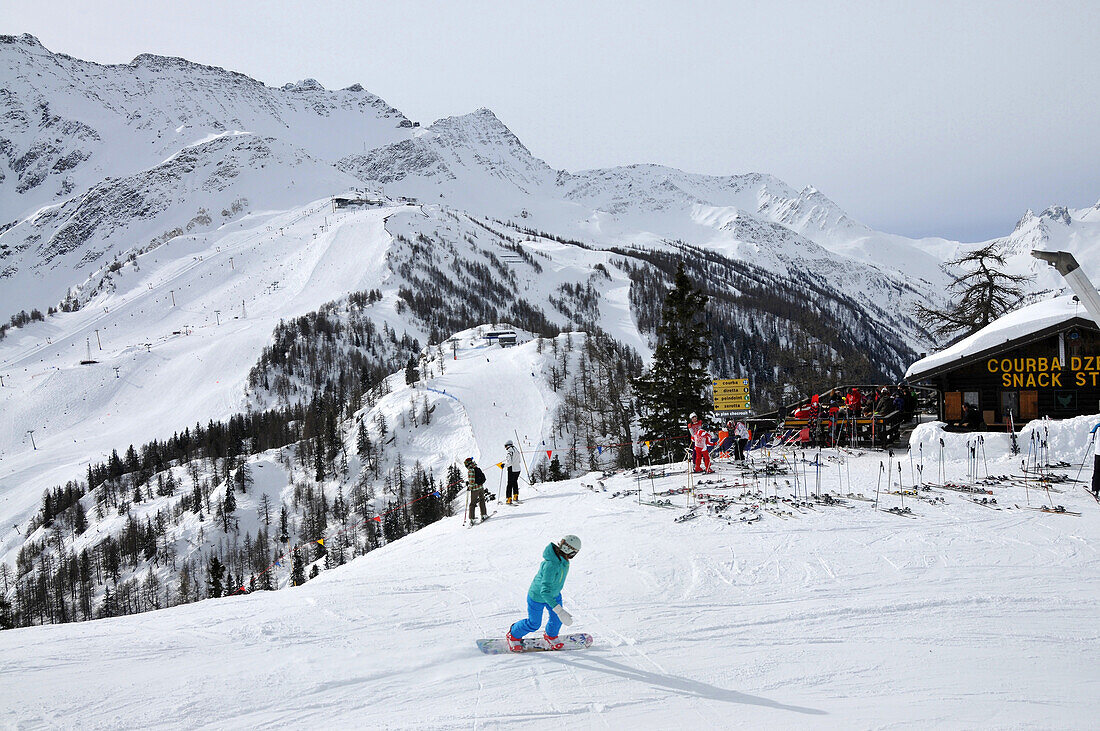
[2,442,1099,728]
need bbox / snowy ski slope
[0,200,409,549]
[1,426,1098,729]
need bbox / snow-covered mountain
[1,33,410,215]
[0,32,412,311]
[995,203,1100,294]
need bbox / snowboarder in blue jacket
[506,534,581,651]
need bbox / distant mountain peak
[1013,209,1036,232]
[1038,205,1071,226]
[0,33,44,47]
[430,107,516,138]
[281,78,326,92]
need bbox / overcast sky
[7,1,1099,241]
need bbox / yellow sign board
[712,378,752,413]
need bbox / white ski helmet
[505,440,514,448]
[689,412,698,421]
[558,534,581,558]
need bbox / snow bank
[910,414,1100,463]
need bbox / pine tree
[444,463,463,507]
[290,548,306,587]
[405,356,419,385]
[278,505,290,544]
[259,559,275,591]
[356,422,372,465]
[100,584,117,618]
[207,555,225,598]
[634,262,711,461]
[314,440,326,483]
[0,593,13,630]
[73,501,88,535]
[548,455,567,481]
[234,464,253,494]
[222,487,236,533]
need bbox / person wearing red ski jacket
[688,413,716,473]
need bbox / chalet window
[1000,391,1019,421]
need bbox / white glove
[553,604,573,626]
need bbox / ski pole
[1022,459,1030,506]
[462,480,471,526]
[886,449,893,493]
[815,448,821,497]
[846,453,851,494]
[875,461,884,509]
[898,463,904,510]
[979,435,988,478]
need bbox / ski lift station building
[905,295,1100,428]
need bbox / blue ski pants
[510,594,563,638]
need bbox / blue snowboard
[477,633,593,654]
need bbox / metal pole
[875,461,883,509]
[514,429,533,484]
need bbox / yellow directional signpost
[712,378,752,415]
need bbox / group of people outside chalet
[790,384,920,447]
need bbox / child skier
[506,534,581,651]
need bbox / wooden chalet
[905,296,1100,428]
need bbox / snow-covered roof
[905,295,1099,380]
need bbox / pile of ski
[971,497,1000,510]
[810,493,854,509]
[654,486,692,497]
[1015,504,1081,516]
[881,506,917,519]
[929,482,993,495]
[675,506,703,523]
[639,498,676,509]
